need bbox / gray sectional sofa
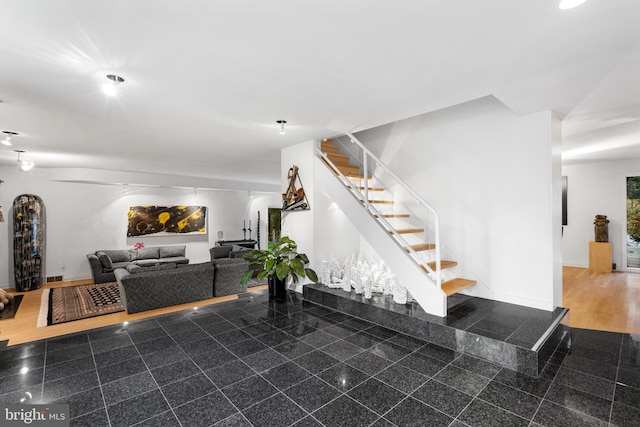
[87,245,189,284]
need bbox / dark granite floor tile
[150,359,200,386]
[412,379,473,418]
[321,339,363,361]
[344,331,385,349]
[190,346,237,371]
[348,378,406,415]
[46,343,92,365]
[262,361,312,391]
[451,354,502,379]
[433,365,490,396]
[205,359,255,388]
[241,322,278,337]
[101,371,158,406]
[324,311,351,323]
[254,329,295,347]
[228,314,264,329]
[345,350,392,376]
[545,382,612,422]
[370,418,395,427]
[161,372,216,407]
[243,393,307,427]
[387,333,428,351]
[0,368,42,396]
[553,367,615,400]
[569,342,620,366]
[97,356,147,384]
[218,308,248,320]
[364,325,398,340]
[132,335,179,359]
[417,343,459,363]
[274,339,315,359]
[173,390,238,427]
[312,395,379,427]
[493,368,552,398]
[140,346,189,369]
[540,360,562,380]
[0,354,45,379]
[44,356,95,383]
[92,344,139,367]
[222,375,278,410]
[50,385,104,419]
[477,380,541,420]
[293,350,340,374]
[107,389,170,427]
[43,370,99,401]
[47,333,90,352]
[192,313,226,327]
[282,322,318,338]
[242,348,288,373]
[611,402,640,426]
[341,318,375,331]
[459,398,529,427]
[178,337,222,356]
[167,327,210,344]
[70,408,110,427]
[87,324,127,342]
[0,385,42,405]
[227,338,269,358]
[615,383,640,409]
[398,352,447,378]
[323,323,359,339]
[134,410,181,427]
[385,396,453,427]
[300,330,340,348]
[265,316,301,329]
[291,415,324,427]
[201,320,239,336]
[122,318,160,333]
[0,342,46,363]
[375,363,429,394]
[467,326,509,342]
[618,366,640,389]
[317,363,369,392]
[89,334,133,354]
[369,341,412,362]
[533,400,608,427]
[561,353,618,381]
[284,376,341,412]
[302,315,337,330]
[214,412,252,427]
[128,326,168,344]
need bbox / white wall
[354,96,563,310]
[0,165,279,288]
[562,158,640,269]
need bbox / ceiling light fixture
[1,131,17,146]
[276,120,287,135]
[102,74,125,97]
[15,150,34,172]
[559,0,588,9]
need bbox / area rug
[37,282,123,327]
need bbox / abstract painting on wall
[127,206,207,237]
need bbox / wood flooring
[1,266,638,347]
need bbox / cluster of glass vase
[320,253,408,304]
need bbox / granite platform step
[303,283,571,377]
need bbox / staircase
[317,137,476,315]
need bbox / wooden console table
[589,241,612,273]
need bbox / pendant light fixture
[102,74,125,97]
[15,150,34,172]
[277,120,287,134]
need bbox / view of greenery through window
[627,176,640,268]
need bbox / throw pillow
[159,245,186,258]
[211,246,233,259]
[96,251,113,269]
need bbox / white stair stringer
[315,155,447,317]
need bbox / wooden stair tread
[348,186,385,192]
[426,260,458,270]
[441,278,476,296]
[321,140,341,154]
[390,228,424,235]
[363,199,394,204]
[404,243,436,252]
[377,213,410,218]
[337,165,361,175]
[347,175,372,180]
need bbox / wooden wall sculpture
[127,205,207,237]
[13,194,46,291]
[282,165,310,211]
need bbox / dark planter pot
[268,276,287,296]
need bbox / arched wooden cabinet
[13,194,46,291]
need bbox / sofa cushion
[159,256,189,265]
[102,249,131,263]
[211,246,233,259]
[96,251,113,269]
[127,263,177,274]
[159,245,186,258]
[130,247,160,260]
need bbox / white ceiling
[1,0,639,187]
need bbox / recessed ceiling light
[102,74,125,96]
[559,0,588,10]
[277,120,287,134]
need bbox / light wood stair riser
[427,260,457,270]
[376,213,410,218]
[348,186,385,192]
[441,278,476,296]
[337,165,361,176]
[389,228,424,235]
[321,140,341,154]
[325,153,351,166]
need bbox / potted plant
[240,236,318,296]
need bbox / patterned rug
[38,282,123,326]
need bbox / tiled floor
[0,291,638,427]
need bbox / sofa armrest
[87,253,116,284]
[212,259,249,297]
